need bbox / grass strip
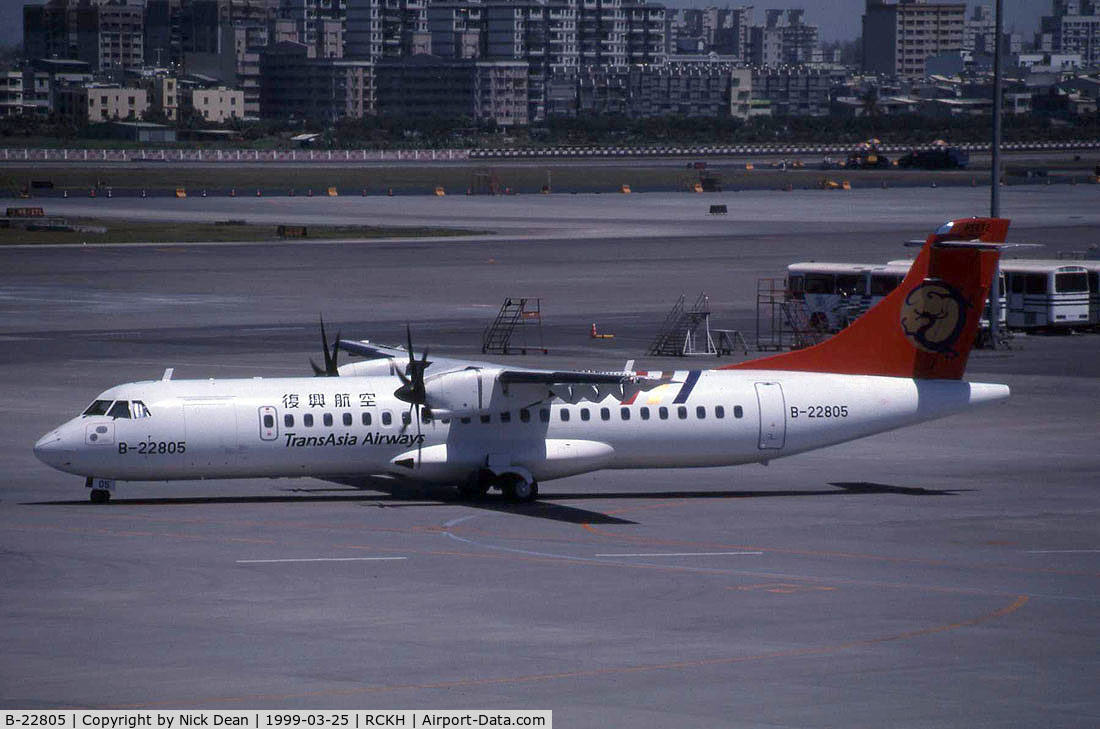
[0,217,483,245]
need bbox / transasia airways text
[283,432,426,448]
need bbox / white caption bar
[2,711,551,729]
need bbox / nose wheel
[85,477,112,504]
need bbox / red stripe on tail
[721,217,1010,380]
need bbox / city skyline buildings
[5,1,1051,50]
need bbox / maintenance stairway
[647,293,718,356]
[481,297,546,354]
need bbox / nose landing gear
[86,477,112,504]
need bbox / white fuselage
[34,369,1009,486]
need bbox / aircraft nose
[34,429,68,468]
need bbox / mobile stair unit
[481,297,546,354]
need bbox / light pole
[989,0,1004,349]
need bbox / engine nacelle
[424,368,484,416]
[337,359,397,377]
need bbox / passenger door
[755,382,786,450]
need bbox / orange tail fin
[723,217,1010,380]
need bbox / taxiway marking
[595,551,763,557]
[1024,549,1100,554]
[236,556,408,564]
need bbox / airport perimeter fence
[0,147,470,163]
[470,139,1100,159]
[1,139,1098,164]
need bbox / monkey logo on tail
[899,281,969,357]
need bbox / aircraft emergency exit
[35,218,1012,504]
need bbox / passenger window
[107,401,131,419]
[83,399,112,416]
[836,274,862,296]
[323,413,333,427]
[520,409,530,423]
[480,414,491,424]
[715,406,725,419]
[696,406,706,419]
[677,406,687,420]
[422,410,431,424]
[620,407,630,420]
[805,273,834,294]
[733,405,743,418]
[600,407,610,421]
[342,413,352,426]
[263,414,274,428]
[460,416,471,424]
[303,413,314,427]
[401,411,411,426]
[788,275,804,299]
[539,408,550,423]
[580,408,590,421]
[500,411,511,423]
[560,409,570,422]
[131,400,150,418]
[381,411,392,426]
[658,407,668,420]
[284,414,294,427]
[640,407,650,420]
[362,412,372,426]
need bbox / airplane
[35,217,1012,504]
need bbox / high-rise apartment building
[344,0,429,58]
[24,0,81,62]
[77,0,147,71]
[1039,0,1100,66]
[426,0,483,59]
[862,0,965,79]
[260,40,375,118]
[963,5,994,53]
[748,9,817,66]
[23,0,146,71]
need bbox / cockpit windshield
[107,401,131,419]
[82,400,112,416]
[82,399,152,418]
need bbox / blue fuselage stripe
[673,370,701,404]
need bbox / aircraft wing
[338,338,669,409]
[499,370,633,385]
[498,368,669,406]
[337,339,406,360]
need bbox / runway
[1,188,1098,725]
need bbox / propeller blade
[312,316,340,377]
[327,329,341,375]
[415,403,423,466]
[394,324,430,405]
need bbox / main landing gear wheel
[458,472,493,499]
[89,489,111,504]
[502,476,538,503]
[457,481,491,499]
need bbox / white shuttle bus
[786,263,903,330]
[1000,260,1091,330]
[787,261,1004,333]
[1082,260,1100,328]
